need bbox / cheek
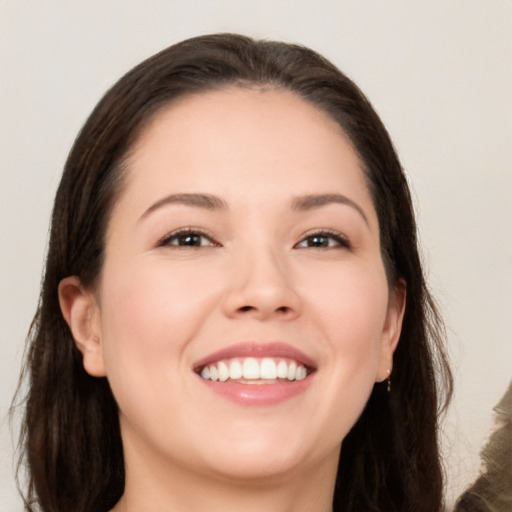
[306,261,388,339]
[98,260,220,376]
[292,263,390,446]
[301,261,389,377]
[95,260,225,438]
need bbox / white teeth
[296,366,307,381]
[209,365,219,381]
[242,358,260,379]
[199,357,309,383]
[287,361,297,381]
[276,360,288,378]
[217,361,229,381]
[229,360,243,380]
[260,358,277,379]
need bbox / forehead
[118,87,375,220]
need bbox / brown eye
[295,231,350,249]
[174,233,204,246]
[159,229,219,248]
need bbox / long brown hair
[13,33,452,512]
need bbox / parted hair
[13,33,452,512]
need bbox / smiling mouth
[193,343,316,404]
[197,357,311,383]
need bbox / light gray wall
[1,0,511,509]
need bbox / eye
[158,228,220,248]
[295,230,351,249]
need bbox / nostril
[238,305,291,314]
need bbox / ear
[58,276,106,377]
[376,279,406,382]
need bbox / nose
[221,246,302,321]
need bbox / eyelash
[157,228,351,250]
[158,227,220,248]
[295,229,351,250]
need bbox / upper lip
[193,342,317,372]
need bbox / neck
[112,436,338,512]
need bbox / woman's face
[67,88,404,483]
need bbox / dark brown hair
[14,33,452,512]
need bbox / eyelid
[295,228,351,249]
[157,226,221,247]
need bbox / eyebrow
[139,192,368,225]
[140,193,228,220]
[291,194,369,225]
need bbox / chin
[204,451,307,483]
[193,430,336,483]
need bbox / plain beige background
[1,0,511,509]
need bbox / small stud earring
[386,369,391,393]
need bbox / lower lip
[197,376,314,405]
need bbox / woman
[14,33,452,512]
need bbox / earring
[386,369,391,393]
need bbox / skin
[59,88,405,512]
